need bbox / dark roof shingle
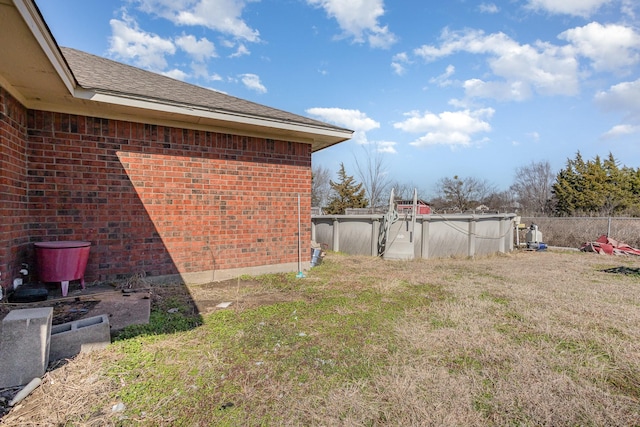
[60,47,349,132]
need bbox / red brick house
[0,0,352,290]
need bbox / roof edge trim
[77,88,354,140]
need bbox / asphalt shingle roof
[60,47,349,133]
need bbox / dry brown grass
[2,352,123,426]
[2,250,640,426]
[284,252,640,426]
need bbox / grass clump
[114,295,202,340]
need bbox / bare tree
[510,161,554,215]
[353,145,391,209]
[484,190,517,212]
[436,175,496,212]
[387,180,423,201]
[311,164,332,208]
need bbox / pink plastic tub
[34,241,91,296]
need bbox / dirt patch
[153,278,305,316]
[188,280,302,315]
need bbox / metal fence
[519,217,640,248]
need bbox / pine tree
[324,163,368,214]
[552,153,582,216]
[553,152,640,216]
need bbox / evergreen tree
[552,161,578,216]
[324,163,368,214]
[553,152,640,216]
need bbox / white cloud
[190,62,222,80]
[479,3,499,14]
[621,0,637,19]
[413,28,579,100]
[447,98,470,109]
[391,62,406,75]
[367,25,397,49]
[134,0,260,42]
[595,78,640,138]
[601,124,640,138]
[108,16,176,70]
[393,108,494,148]
[525,0,612,17]
[391,52,410,75]
[175,34,217,61]
[410,23,640,101]
[229,44,251,58]
[375,141,397,154]
[239,73,266,93]
[595,78,640,114]
[306,107,380,144]
[306,107,380,131]
[306,0,397,48]
[221,39,236,48]
[463,79,531,101]
[429,64,455,87]
[162,68,189,80]
[559,22,640,73]
[595,78,640,137]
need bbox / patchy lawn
[3,250,640,426]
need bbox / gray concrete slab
[82,290,151,332]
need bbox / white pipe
[9,377,42,406]
[297,193,302,274]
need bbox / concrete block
[0,307,53,388]
[49,314,111,361]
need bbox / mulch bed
[51,299,101,324]
[0,298,101,325]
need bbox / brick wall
[0,88,29,290]
[1,87,312,286]
[26,111,312,282]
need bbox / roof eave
[73,89,353,150]
[13,0,76,94]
